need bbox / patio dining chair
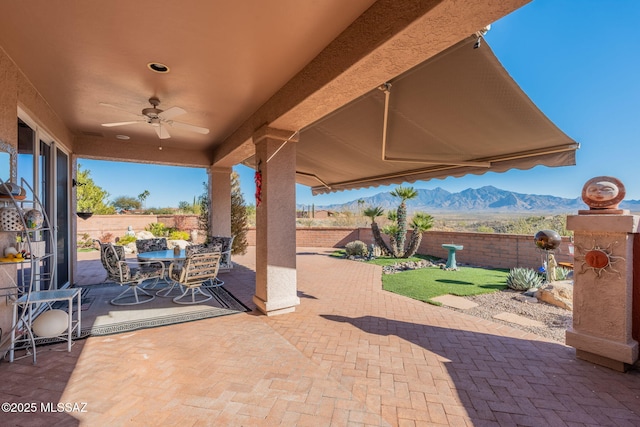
[209,235,234,273]
[167,249,222,305]
[135,237,170,289]
[95,240,165,306]
[135,237,168,254]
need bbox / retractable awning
[290,36,578,195]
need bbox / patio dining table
[137,249,187,293]
[137,249,186,262]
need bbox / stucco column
[208,166,232,238]
[566,214,639,371]
[252,126,300,315]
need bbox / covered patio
[0,0,578,322]
[3,247,639,425]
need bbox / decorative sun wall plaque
[574,240,624,278]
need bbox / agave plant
[390,186,418,255]
[404,212,434,258]
[506,267,544,291]
[554,266,572,281]
[363,206,392,256]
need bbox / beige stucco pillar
[566,214,640,371]
[209,166,232,238]
[252,126,299,315]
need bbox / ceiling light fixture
[147,62,170,73]
[115,134,130,140]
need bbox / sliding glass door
[17,118,70,290]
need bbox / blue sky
[80,0,640,208]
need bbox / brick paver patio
[1,247,639,426]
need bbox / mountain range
[304,186,640,214]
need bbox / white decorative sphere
[32,309,69,338]
[4,246,18,257]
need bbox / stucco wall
[0,46,75,348]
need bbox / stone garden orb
[581,176,625,210]
[534,229,562,251]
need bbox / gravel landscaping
[452,289,572,343]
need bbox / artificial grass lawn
[334,250,509,304]
[364,253,509,304]
[381,265,509,304]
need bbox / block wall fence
[76,214,200,241]
[245,227,574,270]
[76,216,573,270]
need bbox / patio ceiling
[0,0,554,185]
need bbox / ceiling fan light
[147,62,170,73]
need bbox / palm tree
[382,223,400,258]
[390,186,418,257]
[363,206,392,256]
[404,212,434,258]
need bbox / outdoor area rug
[27,283,250,345]
[75,283,250,337]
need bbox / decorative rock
[514,294,538,304]
[382,259,434,274]
[536,280,573,310]
[136,230,155,239]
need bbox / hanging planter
[76,212,94,220]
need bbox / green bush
[117,235,137,246]
[168,230,190,241]
[146,222,168,237]
[77,233,94,249]
[506,267,544,291]
[345,240,369,258]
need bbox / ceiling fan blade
[168,121,210,134]
[154,123,171,139]
[158,106,186,120]
[101,120,144,127]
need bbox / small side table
[442,244,464,270]
[10,288,82,364]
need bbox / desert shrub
[345,240,369,258]
[117,235,137,246]
[168,230,190,241]
[146,222,169,237]
[506,267,544,291]
[77,233,94,248]
[98,232,114,243]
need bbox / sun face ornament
[574,240,624,278]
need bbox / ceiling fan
[100,97,210,139]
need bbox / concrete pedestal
[566,214,639,371]
[442,244,463,270]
